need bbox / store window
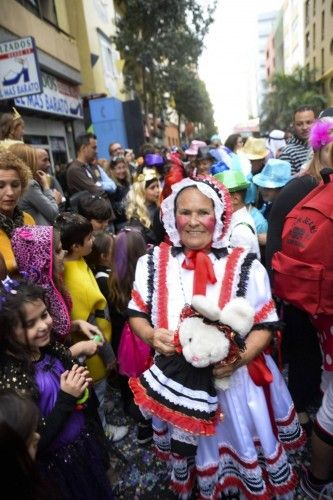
[25,135,48,146]
[50,136,68,166]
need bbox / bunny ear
[191,295,221,321]
[219,298,255,336]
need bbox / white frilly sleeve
[245,259,279,323]
[128,253,150,313]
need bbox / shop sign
[0,36,42,100]
[14,71,83,119]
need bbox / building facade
[304,0,333,105]
[0,0,84,165]
[256,11,278,111]
[283,0,305,73]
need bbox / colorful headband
[144,153,164,166]
[309,119,333,150]
[12,107,22,121]
[134,167,159,184]
[0,276,20,309]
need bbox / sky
[199,0,283,140]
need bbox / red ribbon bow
[182,250,217,296]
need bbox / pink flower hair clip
[309,120,333,150]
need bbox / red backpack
[272,168,333,316]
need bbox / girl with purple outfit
[0,279,113,500]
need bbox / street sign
[0,36,43,100]
[14,71,83,119]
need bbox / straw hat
[243,137,269,160]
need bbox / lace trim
[236,252,257,298]
[131,290,149,314]
[129,378,219,435]
[218,247,245,308]
[156,243,170,329]
[146,248,155,321]
[254,299,276,324]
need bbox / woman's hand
[52,189,63,204]
[71,319,105,342]
[60,364,92,398]
[213,328,273,379]
[152,328,176,356]
[129,317,176,355]
[35,170,49,190]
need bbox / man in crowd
[66,133,107,197]
[36,148,64,197]
[279,105,316,176]
[108,142,124,157]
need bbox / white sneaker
[105,424,128,442]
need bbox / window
[98,31,120,96]
[321,11,325,39]
[330,78,333,92]
[305,0,310,24]
[16,0,58,26]
[313,56,316,74]
[313,23,316,49]
[305,32,310,57]
[331,38,333,54]
[321,48,325,74]
[313,0,316,15]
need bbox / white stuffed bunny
[179,295,255,390]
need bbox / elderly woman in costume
[0,149,34,274]
[128,175,305,499]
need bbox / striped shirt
[279,136,311,176]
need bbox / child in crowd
[0,389,51,500]
[85,230,114,302]
[77,193,115,233]
[214,170,261,259]
[54,212,128,442]
[108,229,152,444]
[0,279,114,499]
[11,225,104,359]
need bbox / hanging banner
[14,71,83,119]
[0,36,43,100]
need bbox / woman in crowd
[266,118,333,440]
[8,143,61,225]
[0,149,34,274]
[128,175,305,499]
[125,167,160,244]
[0,108,25,148]
[224,133,244,153]
[107,155,131,232]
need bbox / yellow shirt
[0,213,35,274]
[63,257,112,382]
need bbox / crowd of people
[0,104,333,499]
